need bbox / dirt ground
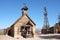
[0,34,60,40]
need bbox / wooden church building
[6,5,36,38]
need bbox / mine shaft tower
[42,7,49,33]
[43,7,49,29]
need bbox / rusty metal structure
[41,7,49,34]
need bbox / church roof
[10,14,36,27]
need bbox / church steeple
[22,0,28,16]
[22,5,28,11]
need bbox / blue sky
[0,0,60,29]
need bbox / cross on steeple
[24,0,26,6]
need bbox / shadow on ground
[38,35,60,39]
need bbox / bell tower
[22,0,28,16]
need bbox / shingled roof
[10,14,36,27]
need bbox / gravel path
[0,34,60,40]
